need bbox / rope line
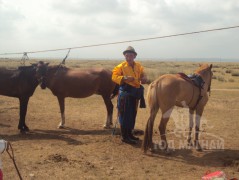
[61,48,71,64]
[0,25,238,56]
[20,52,29,66]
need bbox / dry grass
[1,58,239,87]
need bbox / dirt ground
[0,86,239,180]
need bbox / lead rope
[6,142,23,180]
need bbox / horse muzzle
[40,83,47,89]
[38,77,47,89]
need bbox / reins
[6,142,23,180]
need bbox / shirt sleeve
[112,65,124,85]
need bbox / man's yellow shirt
[112,61,144,88]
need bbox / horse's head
[35,61,49,89]
[195,64,213,93]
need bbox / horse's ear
[37,61,49,66]
[31,63,38,67]
[209,64,213,69]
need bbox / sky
[0,0,238,60]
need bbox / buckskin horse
[36,61,118,129]
[0,63,40,132]
[142,64,213,152]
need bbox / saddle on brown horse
[177,72,207,110]
[177,73,205,88]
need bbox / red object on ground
[0,169,3,180]
[202,171,226,180]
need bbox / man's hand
[140,76,149,84]
[124,76,135,82]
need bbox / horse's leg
[187,109,194,146]
[102,95,113,129]
[18,97,30,133]
[142,107,159,152]
[194,107,204,151]
[159,107,173,151]
[57,96,65,129]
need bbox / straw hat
[123,46,137,56]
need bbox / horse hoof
[158,145,173,155]
[196,147,203,152]
[165,151,172,155]
[164,148,173,155]
[194,141,203,151]
[149,147,158,153]
[20,129,27,134]
[187,141,194,147]
[103,124,111,129]
[58,125,65,129]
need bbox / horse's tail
[147,81,160,111]
[110,84,119,99]
[142,81,160,152]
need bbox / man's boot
[128,129,139,141]
[121,126,137,144]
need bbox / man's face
[124,52,136,64]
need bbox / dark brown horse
[143,64,213,152]
[36,61,118,129]
[0,63,40,132]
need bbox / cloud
[0,2,24,35]
[0,0,238,59]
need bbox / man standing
[112,46,148,144]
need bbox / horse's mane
[14,65,36,79]
[48,65,68,69]
[47,65,69,73]
[18,65,35,71]
[0,65,34,74]
[194,64,210,74]
[0,67,15,71]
